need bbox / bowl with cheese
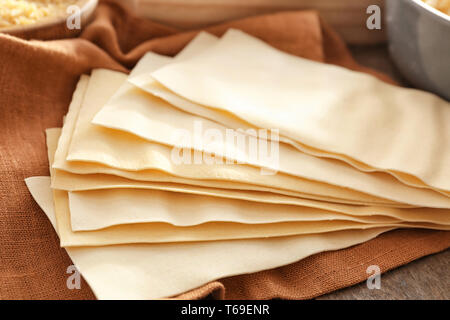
[0,0,98,35]
[386,0,450,100]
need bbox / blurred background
[120,0,386,45]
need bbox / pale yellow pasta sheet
[52,76,365,206]
[49,75,450,228]
[55,68,402,207]
[47,129,450,247]
[91,34,450,208]
[150,29,450,194]
[68,188,403,231]
[70,186,450,230]
[25,176,394,300]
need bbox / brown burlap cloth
[0,1,449,300]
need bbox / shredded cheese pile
[0,0,78,29]
[422,0,450,15]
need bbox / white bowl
[386,0,450,100]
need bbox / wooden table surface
[319,249,449,299]
[318,45,450,300]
